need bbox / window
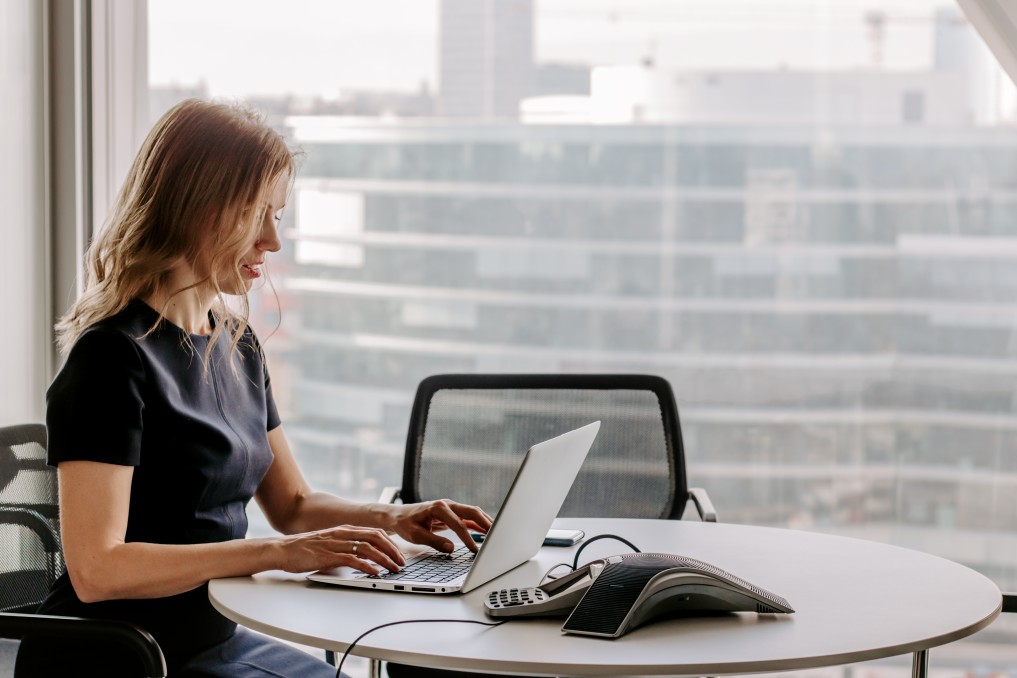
[147,2,1017,673]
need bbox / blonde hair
[56,99,296,368]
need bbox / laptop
[307,420,600,595]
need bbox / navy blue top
[37,299,280,668]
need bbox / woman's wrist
[360,501,398,532]
[253,534,289,572]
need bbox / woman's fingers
[427,501,483,552]
[283,526,406,575]
[455,503,494,532]
[407,500,495,553]
[343,538,401,575]
[342,527,405,571]
[358,527,407,567]
[383,499,495,554]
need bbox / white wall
[0,0,49,425]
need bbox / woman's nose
[258,218,282,253]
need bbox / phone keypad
[487,587,548,608]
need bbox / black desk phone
[484,552,793,638]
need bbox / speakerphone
[485,553,793,638]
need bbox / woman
[14,99,492,678]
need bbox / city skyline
[149,0,965,99]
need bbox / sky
[148,0,965,98]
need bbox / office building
[438,0,534,119]
[274,64,1017,608]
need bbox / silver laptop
[307,420,600,595]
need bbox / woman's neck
[144,270,216,336]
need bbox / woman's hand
[272,525,407,576]
[384,500,494,554]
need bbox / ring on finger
[352,541,361,556]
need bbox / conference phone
[484,552,793,638]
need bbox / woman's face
[218,172,287,295]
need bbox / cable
[539,562,575,584]
[334,534,640,674]
[540,533,642,584]
[334,618,507,677]
[571,534,641,570]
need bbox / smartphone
[543,528,586,547]
[470,528,585,547]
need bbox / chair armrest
[687,488,718,522]
[0,507,59,553]
[1003,593,1017,614]
[378,486,401,504]
[0,612,167,677]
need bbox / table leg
[911,649,928,678]
[369,658,383,678]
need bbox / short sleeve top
[37,299,281,666]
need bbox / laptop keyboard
[370,546,475,583]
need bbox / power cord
[335,534,640,675]
[334,618,507,677]
[540,533,641,584]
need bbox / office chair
[0,423,166,678]
[383,373,715,521]
[371,373,716,678]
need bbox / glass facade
[268,119,1017,674]
[147,1,1017,674]
[282,126,1017,524]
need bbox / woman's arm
[254,426,387,533]
[58,459,406,603]
[255,426,493,554]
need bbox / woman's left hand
[384,500,494,554]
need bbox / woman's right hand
[272,525,407,575]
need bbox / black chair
[372,373,716,678]
[383,373,715,521]
[0,423,166,678]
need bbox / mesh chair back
[0,424,61,613]
[402,375,687,520]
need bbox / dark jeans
[178,628,339,678]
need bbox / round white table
[209,519,1001,677]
